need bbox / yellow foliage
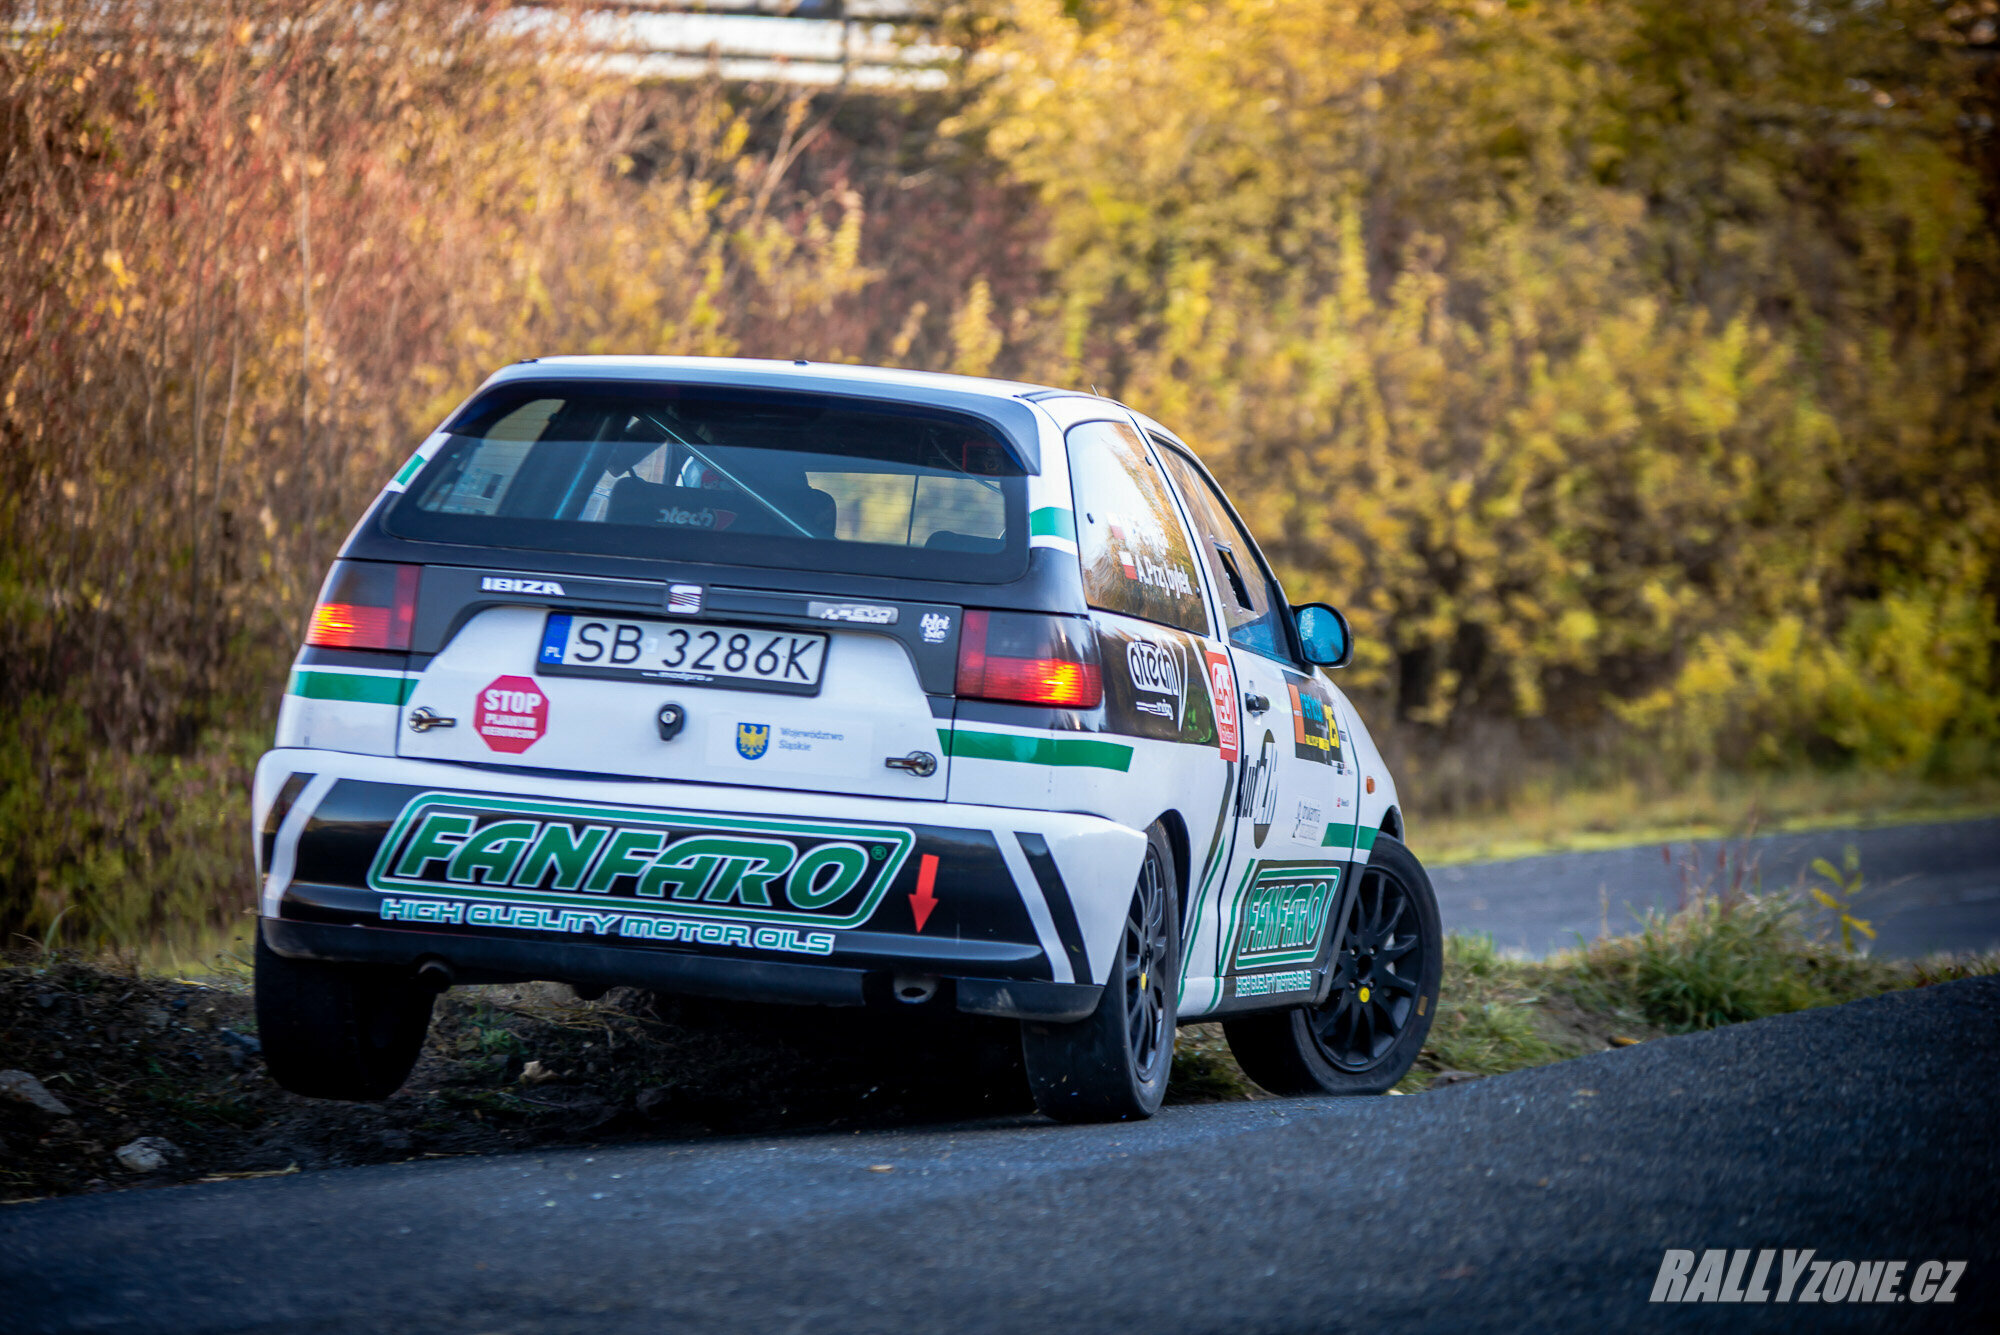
[963,0,2000,773]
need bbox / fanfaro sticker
[367,793,914,930]
[1229,863,1342,971]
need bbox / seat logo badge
[919,612,952,643]
[809,601,897,625]
[736,722,770,760]
[666,583,703,615]
[482,576,565,596]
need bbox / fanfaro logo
[482,576,565,596]
[369,794,915,930]
[1127,639,1188,727]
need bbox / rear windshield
[385,383,1029,583]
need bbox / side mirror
[1293,603,1353,668]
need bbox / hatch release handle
[408,706,457,732]
[885,751,938,778]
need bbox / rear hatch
[396,570,959,800]
[381,378,1032,802]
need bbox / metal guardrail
[521,0,951,87]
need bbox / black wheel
[1021,823,1179,1122]
[255,929,436,1101]
[1224,834,1441,1096]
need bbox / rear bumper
[253,748,1140,1020]
[260,919,1100,1020]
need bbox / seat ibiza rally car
[253,357,1443,1121]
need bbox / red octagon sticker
[473,675,548,754]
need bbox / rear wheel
[1224,835,1441,1096]
[255,930,436,1101]
[1021,824,1179,1122]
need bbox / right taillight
[956,610,1103,709]
[306,560,419,651]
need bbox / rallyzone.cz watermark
[1651,1250,1965,1304]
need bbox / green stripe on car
[1320,822,1379,851]
[1029,506,1076,541]
[937,727,1133,772]
[288,670,416,706]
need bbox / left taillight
[306,561,419,651]
[956,610,1103,709]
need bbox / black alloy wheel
[1313,858,1425,1070]
[1124,839,1174,1079]
[1021,823,1181,1122]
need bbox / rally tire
[1021,823,1180,1123]
[1224,834,1441,1096]
[255,929,436,1101]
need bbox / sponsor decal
[472,675,547,754]
[1246,729,1280,846]
[657,505,735,529]
[1205,649,1239,762]
[1650,1251,1964,1306]
[368,793,915,929]
[1233,970,1314,998]
[1126,639,1189,729]
[1230,863,1341,970]
[809,601,897,625]
[379,896,835,956]
[919,612,952,644]
[776,725,844,753]
[1291,799,1326,846]
[1288,680,1344,767]
[735,722,771,760]
[482,576,566,596]
[667,583,704,615]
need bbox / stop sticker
[473,675,548,754]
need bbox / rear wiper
[637,412,816,539]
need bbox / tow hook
[407,706,456,732]
[885,750,938,778]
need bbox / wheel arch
[1379,805,1404,842]
[1152,807,1193,932]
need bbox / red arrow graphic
[910,854,940,933]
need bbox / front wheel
[1224,834,1441,1096]
[1021,823,1180,1122]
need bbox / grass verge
[1415,767,2000,865]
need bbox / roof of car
[487,355,1098,405]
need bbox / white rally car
[253,358,1442,1121]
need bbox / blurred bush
[0,0,880,945]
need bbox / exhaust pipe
[415,958,455,994]
[892,974,940,1005]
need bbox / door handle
[1244,693,1271,714]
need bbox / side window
[1065,420,1208,634]
[1157,446,1290,662]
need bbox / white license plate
[538,614,828,695]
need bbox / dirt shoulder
[0,959,1042,1203]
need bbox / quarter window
[1065,421,1208,634]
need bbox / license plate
[538,614,828,695]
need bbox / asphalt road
[5,977,1995,1333]
[1430,816,2000,959]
